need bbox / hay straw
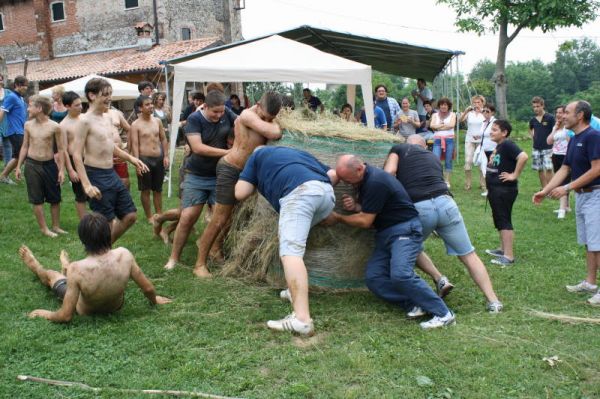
[277,108,403,143]
[529,309,600,324]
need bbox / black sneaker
[485,249,504,257]
[436,275,455,298]
[491,256,514,267]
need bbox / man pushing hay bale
[221,109,402,289]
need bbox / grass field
[1,137,599,399]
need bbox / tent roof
[167,25,463,81]
[172,35,372,85]
[39,74,139,102]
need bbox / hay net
[222,112,402,289]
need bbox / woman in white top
[152,92,172,131]
[546,104,571,218]
[430,97,457,187]
[477,104,497,196]
[460,95,486,190]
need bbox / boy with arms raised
[15,95,66,237]
[130,95,169,223]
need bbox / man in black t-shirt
[302,88,324,113]
[529,96,555,188]
[384,135,502,312]
[323,155,455,329]
[486,120,528,267]
[164,90,237,271]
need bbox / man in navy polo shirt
[533,100,600,305]
[529,96,555,189]
[0,75,28,184]
[324,155,455,329]
[235,146,337,336]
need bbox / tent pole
[455,55,460,163]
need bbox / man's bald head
[407,134,427,148]
[335,154,365,184]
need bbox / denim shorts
[575,190,600,251]
[181,173,216,208]
[414,194,474,256]
[278,180,335,257]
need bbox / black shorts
[86,165,136,221]
[24,158,61,205]
[7,134,23,160]
[215,158,241,205]
[488,184,518,231]
[69,156,87,203]
[52,278,67,300]
[138,155,165,192]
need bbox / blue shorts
[181,173,216,208]
[414,195,474,256]
[86,165,136,221]
[278,181,335,257]
[575,190,600,251]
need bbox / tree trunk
[493,19,509,119]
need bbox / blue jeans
[433,138,454,171]
[365,217,449,317]
[414,195,475,256]
[1,137,12,166]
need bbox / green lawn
[1,140,599,399]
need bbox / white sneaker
[420,311,456,329]
[557,209,566,219]
[267,313,314,336]
[0,176,15,185]
[406,306,426,319]
[587,292,600,306]
[481,191,488,197]
[565,280,598,293]
[279,288,292,303]
[487,301,503,313]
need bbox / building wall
[0,0,242,62]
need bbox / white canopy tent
[167,35,375,195]
[39,74,140,102]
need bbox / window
[125,0,139,9]
[181,28,191,41]
[50,2,65,22]
[0,13,4,32]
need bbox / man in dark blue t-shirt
[529,96,556,188]
[0,75,28,184]
[164,90,237,271]
[236,146,337,336]
[533,100,600,305]
[302,88,324,113]
[324,155,455,329]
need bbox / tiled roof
[7,37,220,82]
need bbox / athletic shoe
[436,276,455,298]
[279,288,292,303]
[565,280,598,293]
[481,191,488,197]
[267,313,314,336]
[420,311,456,329]
[485,249,504,257]
[554,208,572,213]
[557,209,566,219]
[491,256,514,267]
[406,306,426,319]
[487,301,504,313]
[586,292,600,306]
[0,176,15,185]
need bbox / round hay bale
[221,111,402,288]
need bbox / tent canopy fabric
[39,74,140,102]
[166,35,377,196]
[167,25,463,81]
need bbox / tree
[505,60,555,120]
[550,38,600,96]
[438,0,600,119]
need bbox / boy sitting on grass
[21,212,171,323]
[15,95,66,237]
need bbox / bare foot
[159,230,171,245]
[52,227,68,235]
[152,214,162,237]
[193,265,212,278]
[209,248,225,263]
[147,218,154,225]
[41,229,58,238]
[59,250,70,275]
[164,258,178,270]
[19,245,42,272]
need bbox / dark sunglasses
[483,109,491,113]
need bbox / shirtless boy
[21,212,171,323]
[60,91,87,219]
[72,78,148,243]
[193,91,282,277]
[15,95,66,237]
[107,105,131,189]
[130,95,169,223]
